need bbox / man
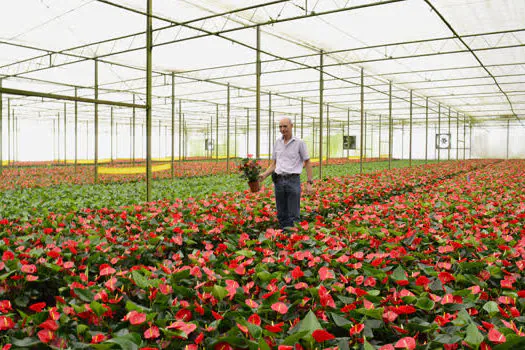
[259,117,313,229]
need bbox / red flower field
[0,159,524,349]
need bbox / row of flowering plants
[0,157,382,191]
[0,160,523,349]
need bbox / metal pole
[0,80,2,174]
[146,0,153,201]
[75,88,78,170]
[326,105,330,162]
[312,119,316,158]
[319,50,324,179]
[246,109,250,156]
[456,112,459,160]
[179,100,182,164]
[463,115,466,160]
[227,83,231,173]
[437,103,441,163]
[171,73,175,178]
[506,118,510,159]
[53,118,56,163]
[388,82,392,170]
[64,103,67,165]
[425,97,428,163]
[234,118,237,158]
[409,90,413,167]
[94,58,99,183]
[448,107,451,160]
[57,111,60,164]
[346,109,350,159]
[110,107,114,163]
[158,119,161,159]
[7,98,11,166]
[359,68,364,174]
[469,121,472,160]
[301,98,304,139]
[268,92,272,160]
[255,25,261,159]
[215,104,219,161]
[133,94,136,165]
[378,114,382,159]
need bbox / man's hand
[304,181,313,195]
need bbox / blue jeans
[274,174,301,229]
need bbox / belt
[274,173,300,179]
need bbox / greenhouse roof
[1,0,524,129]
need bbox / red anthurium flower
[278,346,294,350]
[394,337,416,349]
[291,266,304,279]
[349,323,364,336]
[379,345,395,350]
[144,325,160,339]
[0,300,12,313]
[248,314,261,326]
[0,316,15,330]
[166,321,197,337]
[438,272,456,284]
[39,319,59,331]
[488,328,506,344]
[312,329,335,342]
[225,280,239,300]
[237,322,248,334]
[498,296,514,305]
[175,309,192,321]
[2,251,14,261]
[91,334,106,344]
[245,299,259,308]
[271,302,288,315]
[211,311,223,320]
[318,285,336,308]
[99,264,116,276]
[125,310,147,325]
[21,264,37,274]
[264,322,284,332]
[2,345,12,350]
[319,267,334,281]
[214,342,233,350]
[37,329,55,343]
[29,302,47,313]
[415,276,430,286]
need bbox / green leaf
[483,301,499,316]
[415,297,435,311]
[292,310,322,339]
[105,333,141,350]
[356,307,384,320]
[452,309,472,327]
[282,330,310,345]
[258,338,272,350]
[131,270,150,289]
[363,339,376,350]
[236,249,255,258]
[493,335,525,350]
[11,337,41,347]
[212,285,228,301]
[330,312,352,327]
[90,301,106,317]
[464,323,484,347]
[74,288,95,303]
[237,319,262,339]
[391,265,407,281]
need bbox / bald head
[278,117,293,140]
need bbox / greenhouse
[0,0,524,349]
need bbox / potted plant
[238,155,262,192]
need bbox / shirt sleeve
[299,140,310,161]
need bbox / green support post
[146,0,153,201]
[409,90,413,167]
[319,51,324,179]
[94,58,99,183]
[227,84,231,173]
[75,88,78,170]
[171,73,175,178]
[359,68,364,174]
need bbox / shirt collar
[280,135,296,143]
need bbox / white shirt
[272,136,310,175]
